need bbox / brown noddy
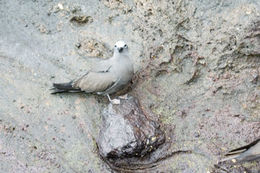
[51,41,134,104]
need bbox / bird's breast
[111,59,133,82]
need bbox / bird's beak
[118,47,123,53]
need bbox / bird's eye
[124,44,127,48]
[114,45,117,47]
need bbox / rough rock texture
[0,0,260,172]
[98,97,165,166]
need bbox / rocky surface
[98,97,165,168]
[0,0,259,172]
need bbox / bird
[51,41,134,104]
[220,138,260,163]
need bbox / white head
[113,41,128,55]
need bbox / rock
[238,21,260,56]
[98,96,165,165]
[69,15,93,26]
[75,38,112,58]
[1,0,260,172]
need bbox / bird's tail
[50,81,82,94]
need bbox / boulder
[98,96,165,165]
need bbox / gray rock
[98,96,165,162]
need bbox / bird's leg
[106,94,120,104]
[106,94,112,102]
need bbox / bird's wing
[91,59,113,72]
[72,70,117,93]
[220,139,260,162]
[225,139,260,156]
